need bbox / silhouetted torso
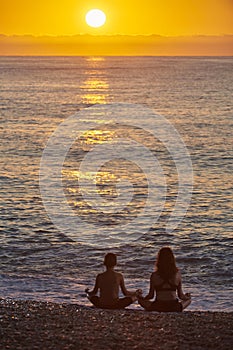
[151,271,181,301]
[97,270,122,305]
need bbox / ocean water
[0,56,232,311]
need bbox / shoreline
[0,299,232,349]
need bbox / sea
[0,56,232,311]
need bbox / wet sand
[0,299,232,349]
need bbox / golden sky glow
[1,0,233,36]
[1,1,233,55]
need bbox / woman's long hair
[155,247,178,280]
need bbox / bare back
[151,271,181,301]
[97,270,122,304]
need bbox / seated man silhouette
[85,253,138,309]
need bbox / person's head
[155,247,178,279]
[104,253,117,268]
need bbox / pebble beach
[0,299,232,350]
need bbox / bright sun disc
[85,9,106,28]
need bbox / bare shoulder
[150,271,160,282]
[115,271,123,280]
[97,272,105,280]
[175,270,182,284]
[150,271,158,284]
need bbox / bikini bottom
[148,299,183,312]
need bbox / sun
[85,9,106,28]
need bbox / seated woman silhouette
[85,253,138,309]
[137,247,191,312]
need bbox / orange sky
[1,1,233,55]
[1,0,233,36]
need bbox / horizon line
[1,33,233,38]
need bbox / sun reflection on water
[80,129,116,145]
[62,169,118,198]
[80,57,109,105]
[61,58,149,221]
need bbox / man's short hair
[104,253,117,267]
